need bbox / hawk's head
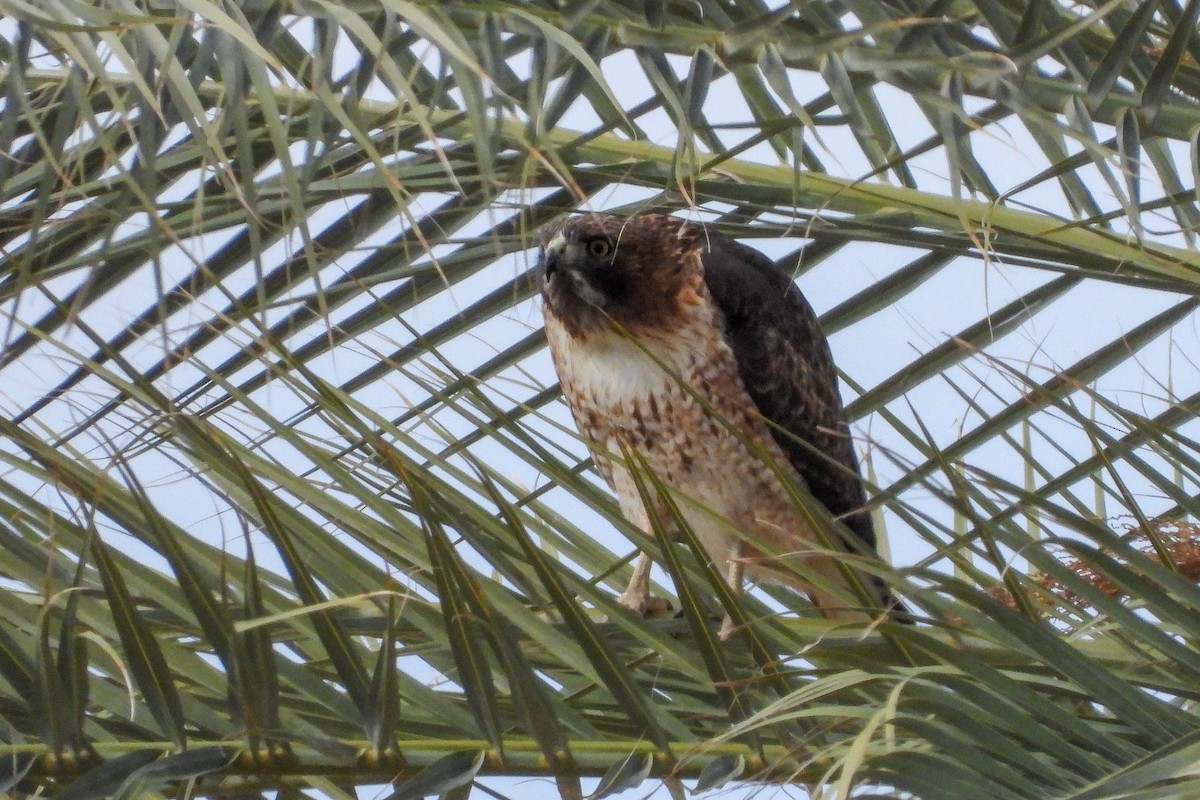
[539,213,708,338]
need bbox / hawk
[539,213,905,633]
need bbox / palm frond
[3,1,1200,798]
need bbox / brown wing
[701,231,915,618]
[698,232,876,552]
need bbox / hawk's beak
[539,230,606,309]
[542,232,567,280]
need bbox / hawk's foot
[616,588,673,617]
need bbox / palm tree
[2,1,1200,798]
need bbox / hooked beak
[539,229,606,308]
[541,231,567,280]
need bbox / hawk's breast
[544,304,815,565]
[544,303,742,469]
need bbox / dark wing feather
[699,233,876,552]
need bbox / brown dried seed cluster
[995,520,1200,610]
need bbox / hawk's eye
[587,238,613,259]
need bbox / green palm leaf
[3,2,1200,798]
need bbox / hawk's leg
[718,541,746,641]
[616,553,672,616]
[616,552,653,613]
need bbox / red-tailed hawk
[539,213,906,634]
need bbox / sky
[2,7,1200,799]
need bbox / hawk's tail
[872,577,914,624]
